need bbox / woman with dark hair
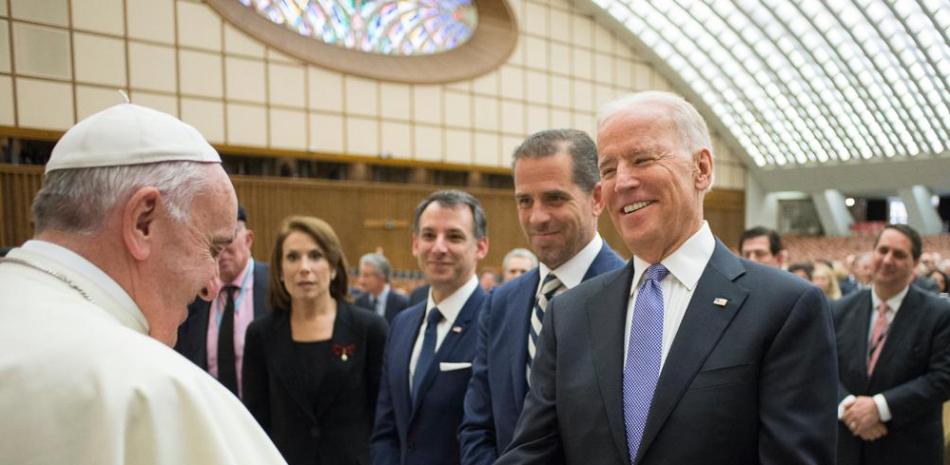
[243,216,388,465]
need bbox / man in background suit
[738,226,786,269]
[460,129,625,465]
[176,205,270,397]
[372,190,489,465]
[357,252,410,323]
[834,224,950,465]
[497,91,837,465]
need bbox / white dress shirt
[409,275,479,387]
[622,222,715,368]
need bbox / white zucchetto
[46,103,220,174]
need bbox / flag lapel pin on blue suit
[713,297,728,307]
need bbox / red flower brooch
[332,344,356,361]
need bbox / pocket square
[439,362,472,372]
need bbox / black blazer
[243,302,388,465]
[497,240,838,465]
[355,290,410,323]
[175,261,270,369]
[833,286,950,465]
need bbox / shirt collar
[538,233,604,291]
[426,275,479,325]
[631,221,715,294]
[872,284,911,314]
[21,239,146,331]
[378,284,391,302]
[226,257,253,288]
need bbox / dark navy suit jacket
[371,285,487,465]
[356,290,411,323]
[834,286,950,465]
[175,261,270,370]
[496,240,838,465]
[459,243,624,464]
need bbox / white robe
[0,241,287,465]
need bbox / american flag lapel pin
[713,297,728,307]
[451,326,463,333]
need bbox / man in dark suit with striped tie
[460,129,624,465]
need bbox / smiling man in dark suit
[460,129,624,465]
[372,190,489,465]
[834,224,950,465]
[496,91,838,465]
[175,205,270,397]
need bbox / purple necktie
[623,264,668,464]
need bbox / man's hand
[842,396,886,440]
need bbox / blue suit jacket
[496,240,838,465]
[459,244,624,465]
[371,285,488,465]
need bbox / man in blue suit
[372,190,489,465]
[459,129,624,465]
[496,91,838,465]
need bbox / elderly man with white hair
[0,104,286,465]
[496,91,837,465]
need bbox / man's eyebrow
[212,234,235,246]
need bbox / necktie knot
[223,285,238,300]
[541,273,564,298]
[643,264,669,284]
[426,307,444,326]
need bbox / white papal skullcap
[46,103,220,174]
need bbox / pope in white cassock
[0,103,287,465]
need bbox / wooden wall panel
[0,165,745,273]
[0,164,43,248]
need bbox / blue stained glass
[238,0,476,55]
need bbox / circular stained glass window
[237,0,478,56]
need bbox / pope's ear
[122,187,161,261]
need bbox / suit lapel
[252,262,269,319]
[190,300,211,369]
[870,286,922,382]
[510,270,540,412]
[587,263,636,463]
[312,304,357,420]
[393,304,424,430]
[636,243,748,463]
[410,288,485,420]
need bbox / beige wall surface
[0,0,746,189]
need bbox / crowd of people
[739,226,950,302]
[1,91,948,465]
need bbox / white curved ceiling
[584,0,949,176]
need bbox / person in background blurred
[243,216,388,465]
[813,262,843,301]
[788,262,814,282]
[479,269,501,292]
[928,269,948,295]
[500,248,537,282]
[356,253,409,323]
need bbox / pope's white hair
[32,161,210,234]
